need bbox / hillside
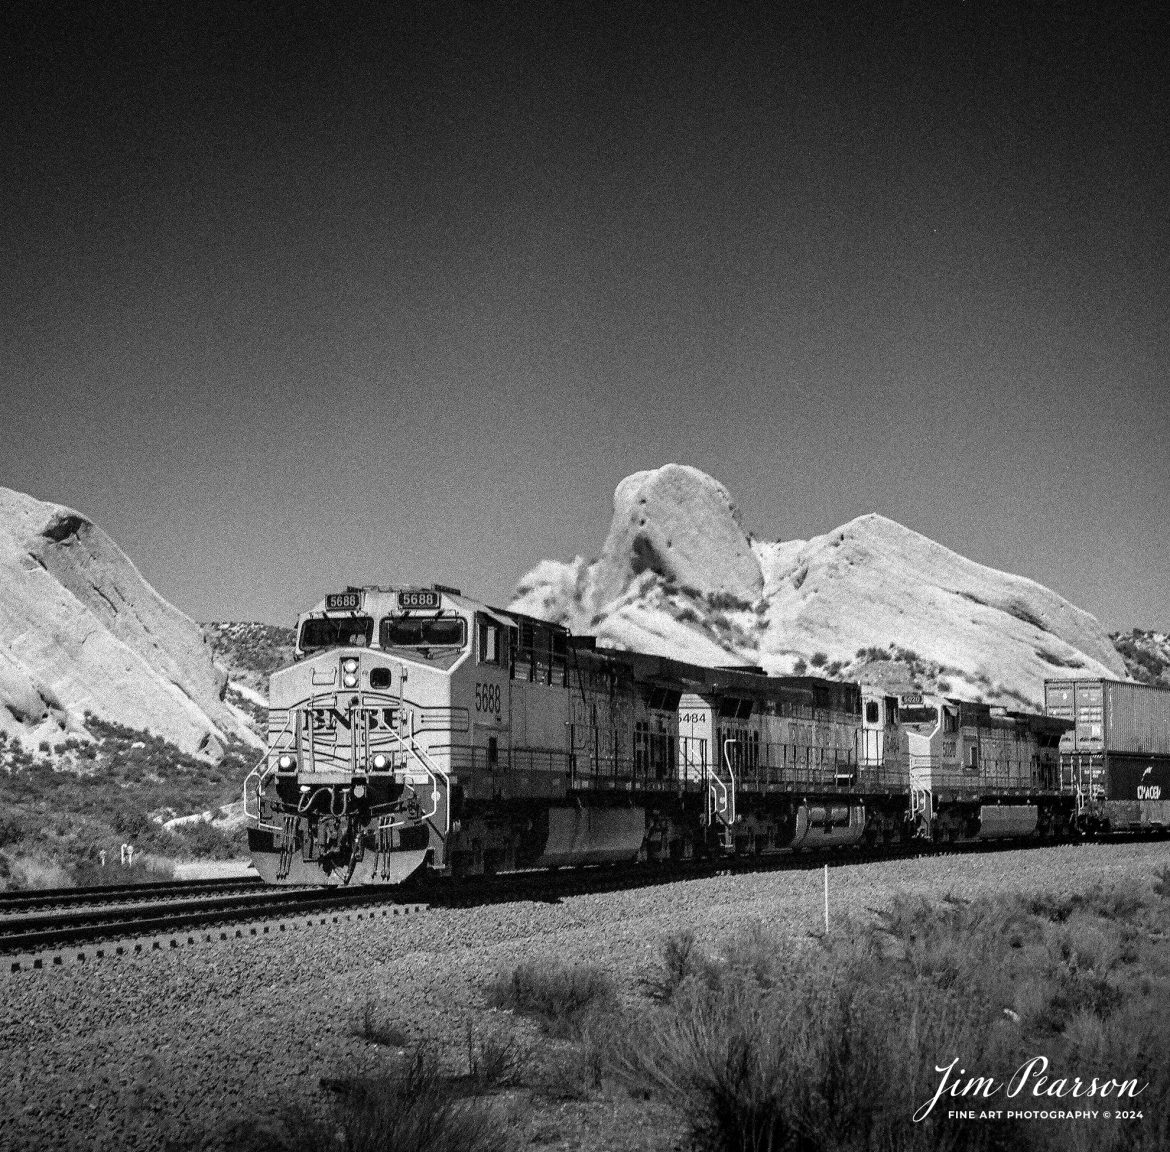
[202,622,296,730]
[511,464,1129,710]
[0,487,259,757]
[0,718,256,888]
[202,622,296,694]
[1112,630,1170,688]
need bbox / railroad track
[0,875,264,915]
[0,883,420,957]
[5,829,1163,964]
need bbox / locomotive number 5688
[475,682,501,716]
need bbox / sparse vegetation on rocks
[1112,630,1170,688]
[202,621,296,695]
[0,715,255,887]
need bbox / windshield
[380,616,467,648]
[299,616,374,651]
[900,705,939,728]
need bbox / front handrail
[243,712,294,832]
[376,709,451,834]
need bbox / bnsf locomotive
[244,583,1164,886]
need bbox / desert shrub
[487,960,616,1038]
[642,929,705,1003]
[826,660,843,677]
[1004,599,1047,631]
[322,1049,508,1152]
[353,998,409,1049]
[171,819,243,859]
[809,651,828,668]
[792,659,807,676]
[706,591,754,613]
[0,815,25,849]
[463,1023,523,1090]
[608,890,1170,1152]
[71,853,174,887]
[1154,865,1170,899]
[1112,634,1169,684]
[609,939,1013,1152]
[193,1047,511,1152]
[526,1041,605,1101]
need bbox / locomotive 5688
[244,584,1165,885]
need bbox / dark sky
[3,1,1167,629]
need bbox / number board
[900,692,924,706]
[398,589,441,610]
[325,592,362,611]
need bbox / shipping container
[1044,678,1170,757]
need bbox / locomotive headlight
[372,753,388,769]
[342,659,359,673]
[343,673,358,687]
[278,754,296,770]
[353,783,366,799]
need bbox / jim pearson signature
[914,1057,1148,1122]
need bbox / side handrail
[721,737,738,826]
[243,711,294,832]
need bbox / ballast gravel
[1,840,1167,1152]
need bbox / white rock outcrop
[0,487,260,756]
[755,514,1126,707]
[510,466,1128,709]
[590,466,763,607]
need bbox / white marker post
[823,863,829,934]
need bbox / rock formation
[510,465,1129,709]
[0,487,260,756]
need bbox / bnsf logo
[1137,785,1162,801]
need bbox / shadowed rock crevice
[40,512,89,543]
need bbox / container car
[1045,678,1170,830]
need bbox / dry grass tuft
[487,958,616,1038]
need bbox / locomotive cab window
[900,704,938,729]
[299,615,374,652]
[865,701,880,724]
[477,617,503,665]
[379,616,467,649]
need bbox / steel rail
[0,885,416,955]
[6,828,1164,960]
[0,875,264,914]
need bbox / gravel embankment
[1,840,1167,1152]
